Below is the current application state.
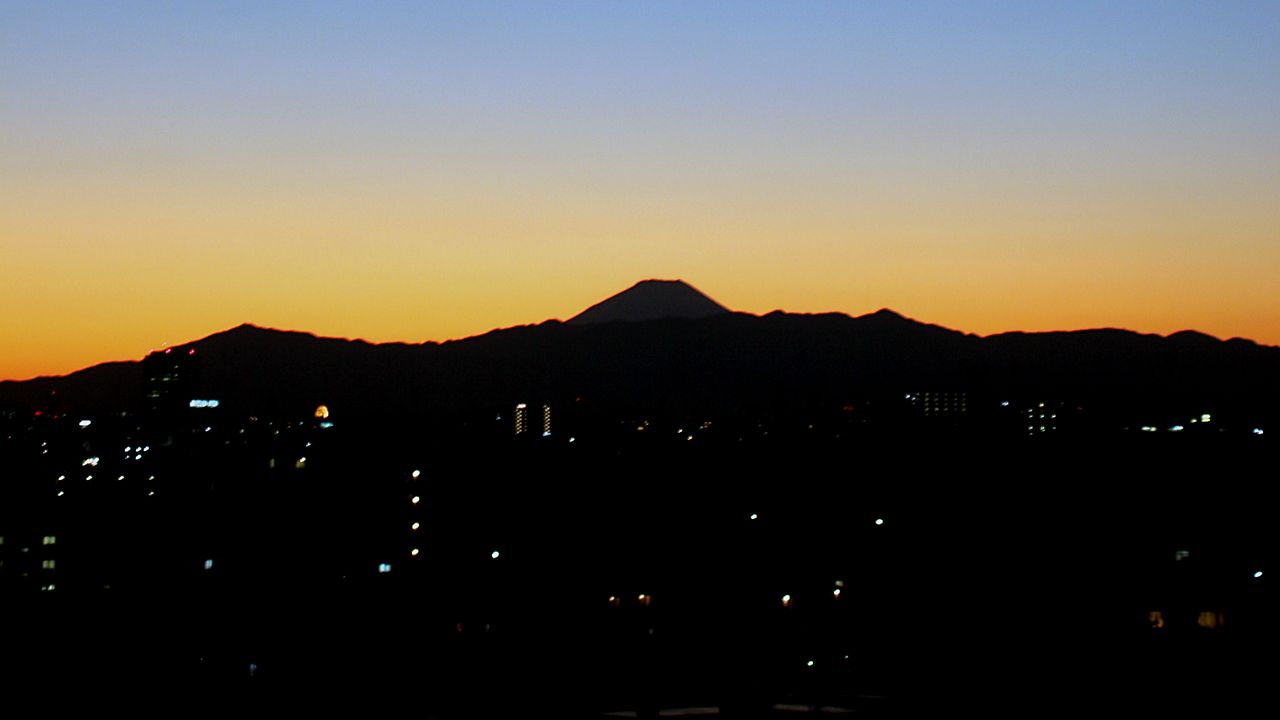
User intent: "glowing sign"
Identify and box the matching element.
[189,399,220,409]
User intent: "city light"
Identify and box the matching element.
[1255,571,1264,579]
[875,518,884,526]
[750,513,758,520]
[491,550,500,559]
[411,522,420,530]
[411,496,420,504]
[411,548,420,557]
[378,563,392,573]
[78,419,91,427]
[411,470,421,479]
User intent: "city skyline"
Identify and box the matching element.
[4,2,1279,380]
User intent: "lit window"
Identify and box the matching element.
[204,559,214,570]
[1149,611,1164,629]
[43,535,56,545]
[42,559,56,570]
[378,563,392,574]
[411,495,421,505]
[1196,611,1223,629]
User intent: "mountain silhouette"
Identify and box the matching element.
[568,279,730,325]
[2,282,1279,431]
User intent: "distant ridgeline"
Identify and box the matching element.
[1,279,1277,438]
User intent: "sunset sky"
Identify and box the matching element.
[3,1,1278,380]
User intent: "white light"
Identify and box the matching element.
[82,457,99,467]
[411,548,420,557]
[117,475,125,481]
[1170,425,1184,432]
[124,446,132,453]
[782,594,791,603]
[189,399,220,409]
[1254,428,1265,435]
[143,446,150,452]
[833,588,841,598]
[57,491,65,497]
[204,559,213,570]
[57,475,65,481]
[1141,426,1157,432]
[491,551,500,559]
[875,518,884,526]
[806,660,814,667]
[411,495,421,505]
[1000,401,1009,407]
[85,475,93,481]
[411,522,420,530]
[411,470,421,479]
[1201,414,1211,423]
[1255,571,1264,579]
[147,491,155,496]
[378,563,392,573]
[569,437,575,443]
[749,513,758,520]
[135,454,142,460]
[79,420,92,428]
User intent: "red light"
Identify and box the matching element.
[34,410,42,417]
[165,348,171,354]
[188,348,196,355]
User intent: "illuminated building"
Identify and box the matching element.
[542,404,552,436]
[514,403,528,435]
[143,347,199,415]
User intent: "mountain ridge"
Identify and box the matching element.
[3,281,1278,431]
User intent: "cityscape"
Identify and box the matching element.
[2,280,1274,714]
[3,2,1278,715]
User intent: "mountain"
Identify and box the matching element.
[2,282,1279,431]
[567,279,730,325]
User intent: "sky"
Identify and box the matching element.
[3,1,1279,380]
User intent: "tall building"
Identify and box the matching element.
[144,347,199,415]
[514,403,528,435]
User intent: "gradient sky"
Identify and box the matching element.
[3,1,1279,380]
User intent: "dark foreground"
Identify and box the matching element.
[2,432,1274,715]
